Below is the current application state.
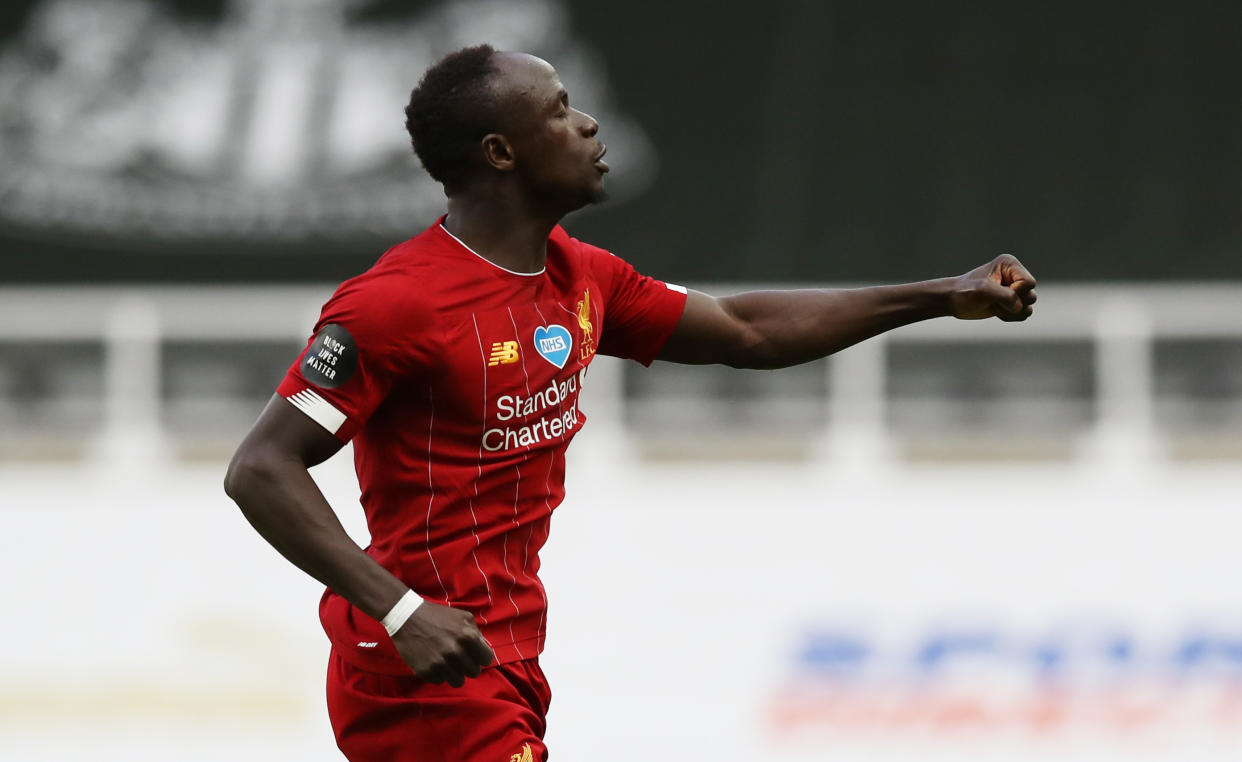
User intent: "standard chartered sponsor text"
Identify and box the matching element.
[483,401,581,452]
[484,370,585,452]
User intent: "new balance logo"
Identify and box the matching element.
[488,341,520,366]
[509,743,533,762]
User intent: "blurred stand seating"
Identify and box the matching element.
[1,285,1240,464]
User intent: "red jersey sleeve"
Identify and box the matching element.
[574,237,688,366]
[275,272,436,442]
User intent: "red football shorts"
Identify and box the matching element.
[326,647,551,761]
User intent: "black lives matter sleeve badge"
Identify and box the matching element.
[302,324,358,389]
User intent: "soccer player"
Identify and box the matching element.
[224,45,1036,762]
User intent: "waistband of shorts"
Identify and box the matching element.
[330,632,544,675]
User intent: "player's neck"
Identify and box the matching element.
[443,194,561,275]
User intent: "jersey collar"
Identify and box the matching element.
[436,216,547,277]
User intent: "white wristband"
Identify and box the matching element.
[381,590,423,636]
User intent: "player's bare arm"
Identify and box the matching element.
[224,396,494,687]
[658,254,1037,368]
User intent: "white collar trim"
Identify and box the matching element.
[440,223,546,277]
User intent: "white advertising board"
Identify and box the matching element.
[3,437,1239,761]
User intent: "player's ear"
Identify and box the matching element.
[481,134,516,172]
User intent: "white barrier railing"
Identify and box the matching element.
[3,284,1240,465]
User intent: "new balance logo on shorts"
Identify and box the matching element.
[509,743,533,762]
[488,340,520,366]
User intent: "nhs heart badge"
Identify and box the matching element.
[533,325,573,368]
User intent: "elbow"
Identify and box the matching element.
[722,331,785,370]
[222,451,250,502]
[714,298,786,370]
[223,445,272,504]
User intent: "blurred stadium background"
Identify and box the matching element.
[3,1,1241,760]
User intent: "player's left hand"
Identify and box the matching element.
[949,254,1037,321]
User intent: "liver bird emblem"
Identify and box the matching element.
[576,289,596,360]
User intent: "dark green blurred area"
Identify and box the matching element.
[3,0,1239,284]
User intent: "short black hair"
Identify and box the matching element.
[404,44,503,194]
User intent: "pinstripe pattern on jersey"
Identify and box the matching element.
[466,312,506,624]
[423,386,451,601]
[529,301,565,650]
[501,305,540,658]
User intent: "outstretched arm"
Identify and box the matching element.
[224,396,494,686]
[657,254,1037,368]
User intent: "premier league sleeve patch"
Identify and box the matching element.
[301,323,358,389]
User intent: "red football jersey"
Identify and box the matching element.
[276,218,687,673]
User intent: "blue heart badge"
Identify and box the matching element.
[533,325,573,368]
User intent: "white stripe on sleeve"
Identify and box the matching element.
[285,389,347,435]
[665,282,687,294]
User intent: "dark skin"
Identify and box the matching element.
[225,52,1037,688]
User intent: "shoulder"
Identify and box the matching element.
[318,239,442,343]
[549,224,613,260]
[548,225,629,287]
[312,267,438,375]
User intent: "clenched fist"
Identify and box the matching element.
[391,600,495,687]
[950,254,1038,321]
